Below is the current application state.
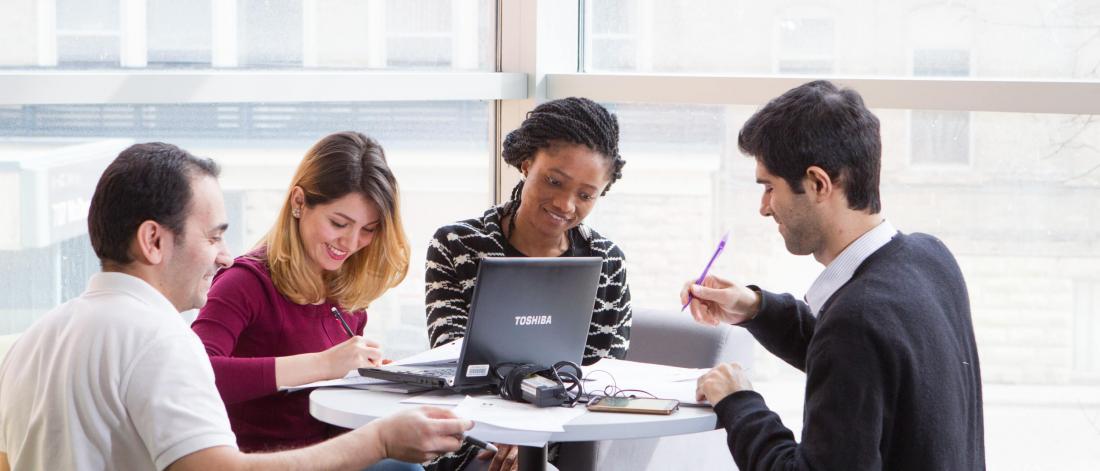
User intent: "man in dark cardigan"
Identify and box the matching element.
[682,80,985,470]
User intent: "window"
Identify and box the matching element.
[1075,280,1100,378]
[585,0,641,71]
[775,17,835,75]
[56,0,121,66]
[910,49,971,165]
[147,0,212,66]
[2,0,492,70]
[0,101,493,358]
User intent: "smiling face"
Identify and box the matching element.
[293,189,380,274]
[755,160,824,257]
[162,175,232,311]
[514,143,612,242]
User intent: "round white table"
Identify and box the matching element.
[310,388,718,470]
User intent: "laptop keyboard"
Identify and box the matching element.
[394,365,456,377]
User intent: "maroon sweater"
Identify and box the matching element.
[192,254,367,452]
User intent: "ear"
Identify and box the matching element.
[804,166,834,202]
[290,186,306,209]
[132,220,168,265]
[519,159,531,178]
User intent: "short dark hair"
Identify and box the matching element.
[88,142,220,266]
[738,80,882,213]
[502,97,624,199]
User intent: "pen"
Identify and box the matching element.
[330,306,355,338]
[682,231,729,311]
[464,434,499,453]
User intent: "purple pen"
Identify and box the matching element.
[682,231,729,311]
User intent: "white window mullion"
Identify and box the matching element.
[302,0,317,67]
[366,0,386,68]
[453,0,479,70]
[36,0,58,66]
[119,0,147,67]
[211,0,238,67]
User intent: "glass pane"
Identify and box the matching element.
[584,0,1100,79]
[0,0,494,70]
[0,101,492,360]
[585,102,1100,470]
[148,0,213,66]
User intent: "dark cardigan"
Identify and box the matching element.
[714,232,985,470]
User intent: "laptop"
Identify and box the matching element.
[359,257,602,391]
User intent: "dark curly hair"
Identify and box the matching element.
[501,97,624,226]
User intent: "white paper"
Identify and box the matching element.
[400,390,466,406]
[389,339,462,367]
[278,369,390,392]
[583,358,708,383]
[465,422,554,447]
[452,395,587,433]
[581,358,710,405]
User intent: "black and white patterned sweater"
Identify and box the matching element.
[425,204,632,365]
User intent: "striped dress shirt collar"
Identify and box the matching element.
[805,219,898,315]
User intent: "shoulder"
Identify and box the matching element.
[431,206,507,253]
[209,254,273,293]
[435,206,505,237]
[578,225,627,262]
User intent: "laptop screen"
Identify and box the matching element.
[453,257,602,388]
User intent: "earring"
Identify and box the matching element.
[292,207,301,218]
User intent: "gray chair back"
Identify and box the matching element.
[625,307,754,369]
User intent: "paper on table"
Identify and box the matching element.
[388,339,463,367]
[583,358,708,383]
[452,395,587,433]
[278,369,390,392]
[582,358,710,405]
[400,390,466,406]
[466,422,554,448]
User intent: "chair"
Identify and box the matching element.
[556,307,755,470]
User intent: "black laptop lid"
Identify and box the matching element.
[453,257,601,388]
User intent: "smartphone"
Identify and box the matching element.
[586,396,680,415]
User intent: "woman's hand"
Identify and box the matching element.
[322,336,383,379]
[477,443,519,471]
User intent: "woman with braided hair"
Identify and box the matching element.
[424,97,631,471]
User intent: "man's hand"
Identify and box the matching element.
[371,407,472,463]
[477,443,518,471]
[696,362,753,405]
[680,274,760,326]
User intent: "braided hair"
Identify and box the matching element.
[501,97,625,233]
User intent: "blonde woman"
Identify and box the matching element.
[192,132,411,460]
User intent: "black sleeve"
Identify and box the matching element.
[582,243,632,365]
[424,228,471,348]
[713,309,890,470]
[740,288,817,371]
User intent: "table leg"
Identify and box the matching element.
[517,445,547,471]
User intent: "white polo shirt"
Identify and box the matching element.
[0,272,237,470]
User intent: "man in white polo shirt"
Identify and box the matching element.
[0,143,470,471]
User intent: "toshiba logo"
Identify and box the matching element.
[514,315,552,326]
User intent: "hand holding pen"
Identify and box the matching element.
[682,231,729,312]
[322,307,383,376]
[680,233,762,326]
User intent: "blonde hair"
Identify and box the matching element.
[259,131,410,311]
